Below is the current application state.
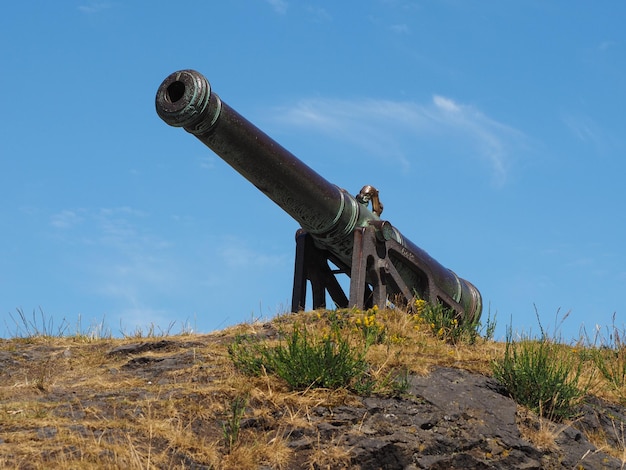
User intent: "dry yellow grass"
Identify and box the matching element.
[0,307,624,469]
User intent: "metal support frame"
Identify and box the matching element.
[291,225,469,317]
[291,229,349,312]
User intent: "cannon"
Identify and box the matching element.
[155,70,482,323]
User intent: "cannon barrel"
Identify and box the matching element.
[155,69,482,322]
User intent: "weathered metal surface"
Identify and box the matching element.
[155,69,482,323]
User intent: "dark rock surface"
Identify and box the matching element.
[107,341,626,469]
[269,366,621,469]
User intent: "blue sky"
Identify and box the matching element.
[1,1,624,341]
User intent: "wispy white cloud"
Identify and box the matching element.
[390,23,410,34]
[50,206,168,252]
[197,155,216,170]
[306,6,332,22]
[95,207,144,244]
[266,0,288,15]
[432,95,458,113]
[429,95,518,185]
[273,98,429,172]
[218,236,288,269]
[78,2,111,14]
[561,113,613,154]
[598,40,617,52]
[562,114,598,143]
[51,206,171,258]
[50,207,173,288]
[48,205,183,332]
[273,94,523,185]
[50,209,84,229]
[93,253,178,304]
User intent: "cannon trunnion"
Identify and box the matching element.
[155,69,482,324]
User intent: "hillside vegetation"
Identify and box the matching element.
[1,304,625,469]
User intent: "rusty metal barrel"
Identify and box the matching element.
[155,69,482,323]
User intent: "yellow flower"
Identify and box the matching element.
[414,299,427,314]
[390,334,405,344]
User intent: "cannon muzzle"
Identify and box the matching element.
[155,69,482,323]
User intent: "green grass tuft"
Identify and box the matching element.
[492,326,590,421]
[229,322,369,391]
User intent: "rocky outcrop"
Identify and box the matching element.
[282,367,623,469]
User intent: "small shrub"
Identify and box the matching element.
[271,323,369,390]
[228,334,268,376]
[595,349,626,402]
[229,323,369,391]
[591,319,626,402]
[492,327,588,421]
[222,395,248,452]
[413,299,495,344]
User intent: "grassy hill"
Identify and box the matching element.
[1,305,625,469]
